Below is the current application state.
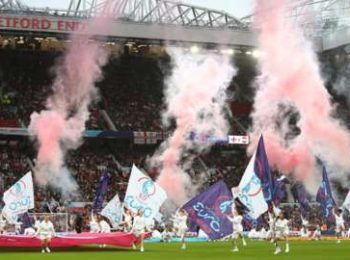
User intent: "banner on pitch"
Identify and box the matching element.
[124,165,167,225]
[101,193,123,228]
[233,152,268,219]
[2,172,34,224]
[184,181,233,240]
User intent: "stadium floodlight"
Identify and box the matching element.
[252,49,262,58]
[190,45,200,54]
[220,49,235,56]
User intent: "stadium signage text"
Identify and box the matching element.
[0,15,88,32]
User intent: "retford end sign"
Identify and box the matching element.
[0,13,258,47]
[0,14,89,33]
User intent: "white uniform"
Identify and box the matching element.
[174,214,188,237]
[123,213,132,232]
[90,220,100,233]
[132,215,146,237]
[334,214,345,233]
[37,221,55,240]
[229,215,243,239]
[275,219,289,238]
[99,220,111,233]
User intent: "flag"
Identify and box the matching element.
[272,177,287,206]
[316,163,336,222]
[233,152,268,219]
[124,165,167,225]
[242,213,265,229]
[92,167,109,211]
[2,172,34,224]
[101,193,123,228]
[254,136,274,203]
[183,181,233,240]
[342,191,350,211]
[291,182,310,217]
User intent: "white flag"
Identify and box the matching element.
[101,193,123,228]
[233,153,268,219]
[342,190,350,211]
[2,172,34,223]
[124,165,167,225]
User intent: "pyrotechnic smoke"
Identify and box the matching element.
[28,2,116,195]
[152,48,235,205]
[248,0,350,192]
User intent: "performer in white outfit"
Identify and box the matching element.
[333,208,345,243]
[300,215,310,238]
[273,212,289,255]
[131,209,146,252]
[173,208,188,250]
[228,206,246,252]
[122,209,133,232]
[162,227,173,242]
[89,213,100,233]
[311,223,321,241]
[36,215,56,253]
[99,216,111,233]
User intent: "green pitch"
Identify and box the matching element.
[1,240,349,260]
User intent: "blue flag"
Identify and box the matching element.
[316,163,336,222]
[291,182,310,217]
[272,177,287,206]
[92,167,109,211]
[254,135,274,203]
[183,181,233,240]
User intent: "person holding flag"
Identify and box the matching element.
[333,208,345,243]
[89,212,100,233]
[227,206,246,252]
[121,208,133,232]
[36,215,56,253]
[273,211,290,255]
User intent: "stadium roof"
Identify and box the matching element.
[0,0,349,51]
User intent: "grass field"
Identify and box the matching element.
[1,240,349,260]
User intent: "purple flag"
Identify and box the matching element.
[291,182,310,217]
[316,163,336,222]
[92,167,109,211]
[183,181,233,240]
[272,177,287,206]
[254,136,274,203]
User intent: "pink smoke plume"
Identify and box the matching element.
[249,0,350,190]
[153,48,235,205]
[29,1,117,194]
